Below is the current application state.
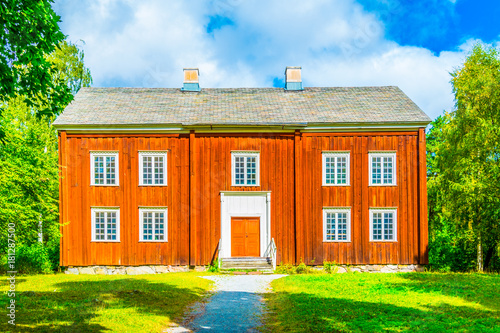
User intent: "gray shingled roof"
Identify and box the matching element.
[53,86,430,127]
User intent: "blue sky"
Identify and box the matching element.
[53,0,499,120]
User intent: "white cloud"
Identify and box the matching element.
[54,0,487,120]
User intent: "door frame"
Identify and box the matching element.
[220,191,271,258]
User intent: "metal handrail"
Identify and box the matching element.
[217,238,222,269]
[265,238,277,270]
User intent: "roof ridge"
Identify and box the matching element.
[78,86,400,90]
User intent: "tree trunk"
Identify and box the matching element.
[483,245,495,270]
[38,213,43,243]
[477,232,483,272]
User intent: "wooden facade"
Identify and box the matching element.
[59,129,428,267]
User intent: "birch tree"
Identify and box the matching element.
[433,44,500,271]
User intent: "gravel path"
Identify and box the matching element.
[166,274,286,333]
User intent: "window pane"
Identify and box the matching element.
[326,213,335,241]
[246,157,256,185]
[234,154,258,186]
[234,156,244,185]
[107,212,117,240]
[143,156,152,185]
[106,156,116,184]
[337,213,347,240]
[95,212,105,240]
[372,212,383,240]
[384,212,394,240]
[372,157,382,184]
[94,156,104,184]
[325,157,334,184]
[383,157,393,184]
[154,156,164,185]
[155,212,165,240]
[337,157,347,184]
[143,212,153,240]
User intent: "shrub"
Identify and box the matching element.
[1,243,53,274]
[46,241,60,271]
[295,261,310,274]
[275,263,296,274]
[323,261,339,274]
[428,227,477,272]
[207,258,220,272]
[275,260,318,274]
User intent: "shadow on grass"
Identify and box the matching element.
[264,291,499,332]
[392,273,500,311]
[0,277,208,333]
[263,274,500,333]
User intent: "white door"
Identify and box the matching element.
[220,192,271,258]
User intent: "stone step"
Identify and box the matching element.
[220,257,273,270]
[220,265,273,270]
[221,261,272,266]
[221,257,272,263]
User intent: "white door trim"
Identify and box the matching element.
[220,191,271,258]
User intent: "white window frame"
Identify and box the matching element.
[138,151,168,186]
[91,207,120,242]
[139,207,168,242]
[323,208,351,242]
[369,208,398,242]
[322,151,350,186]
[369,152,397,186]
[231,151,260,186]
[90,151,119,186]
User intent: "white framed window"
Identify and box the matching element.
[322,151,350,186]
[231,151,260,186]
[139,151,168,186]
[369,208,397,242]
[323,208,351,242]
[91,207,120,242]
[369,152,396,186]
[139,208,168,242]
[90,151,119,186]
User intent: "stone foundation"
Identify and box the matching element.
[314,264,425,273]
[65,264,424,275]
[64,265,204,275]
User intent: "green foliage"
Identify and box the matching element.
[275,263,297,274]
[1,243,52,274]
[0,38,91,273]
[428,223,477,272]
[264,273,500,332]
[207,258,220,272]
[323,261,339,274]
[427,44,500,272]
[0,273,213,332]
[0,98,60,254]
[44,40,92,110]
[0,0,69,119]
[275,260,318,274]
[295,261,311,274]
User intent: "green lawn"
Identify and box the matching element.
[263,273,500,333]
[0,272,213,332]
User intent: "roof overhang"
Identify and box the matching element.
[53,121,430,134]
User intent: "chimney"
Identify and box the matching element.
[182,68,200,92]
[285,66,303,91]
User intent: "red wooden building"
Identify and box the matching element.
[54,67,430,269]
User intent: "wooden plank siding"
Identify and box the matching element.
[295,132,425,265]
[189,134,296,265]
[60,134,190,266]
[59,131,428,266]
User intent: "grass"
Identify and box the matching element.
[0,272,214,332]
[263,273,500,332]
